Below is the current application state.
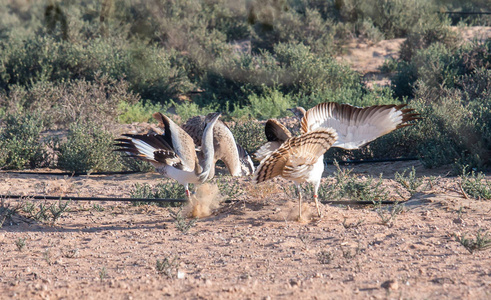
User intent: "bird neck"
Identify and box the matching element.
[197,119,217,182]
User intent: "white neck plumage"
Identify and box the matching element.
[197,113,220,182]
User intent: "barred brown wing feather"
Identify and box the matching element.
[301,102,419,149]
[254,128,338,183]
[265,119,292,142]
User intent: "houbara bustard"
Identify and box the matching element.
[181,115,255,178]
[254,102,419,219]
[115,112,222,198]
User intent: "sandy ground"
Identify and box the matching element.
[1,161,491,300]
[1,26,491,300]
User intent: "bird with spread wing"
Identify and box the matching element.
[254,102,419,219]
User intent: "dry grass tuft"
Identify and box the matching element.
[185,183,224,218]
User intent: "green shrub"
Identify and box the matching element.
[229,120,266,156]
[0,75,140,129]
[335,0,442,39]
[409,84,491,171]
[250,3,336,54]
[399,18,459,62]
[117,100,169,124]
[0,113,49,169]
[57,122,121,172]
[248,87,293,120]
[0,34,193,103]
[172,100,219,124]
[130,182,185,207]
[199,43,362,111]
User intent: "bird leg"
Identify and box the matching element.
[314,195,322,218]
[314,182,322,218]
[184,184,190,199]
[297,184,303,220]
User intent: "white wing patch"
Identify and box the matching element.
[302,103,414,150]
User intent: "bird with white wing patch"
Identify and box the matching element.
[254,102,419,220]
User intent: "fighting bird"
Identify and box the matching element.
[115,112,222,198]
[254,102,419,219]
[181,115,255,178]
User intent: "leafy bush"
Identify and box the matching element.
[172,100,219,124]
[335,0,442,39]
[57,122,121,172]
[0,113,49,169]
[117,100,169,124]
[409,83,491,171]
[130,182,185,207]
[393,39,491,99]
[199,43,362,111]
[0,35,193,103]
[229,120,266,156]
[0,75,141,129]
[399,19,459,62]
[247,87,293,120]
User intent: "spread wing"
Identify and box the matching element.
[255,119,293,162]
[254,128,338,183]
[153,112,197,171]
[114,133,184,169]
[300,102,419,149]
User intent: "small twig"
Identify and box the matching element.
[459,181,469,200]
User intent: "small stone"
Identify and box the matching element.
[381,280,399,291]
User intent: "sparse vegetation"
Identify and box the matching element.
[15,238,26,252]
[456,230,491,254]
[460,168,491,200]
[342,217,365,229]
[169,207,197,234]
[156,255,180,278]
[317,250,334,264]
[395,166,424,197]
[92,204,105,212]
[43,248,52,265]
[321,161,389,202]
[99,267,108,281]
[341,242,362,261]
[130,182,185,207]
[375,202,405,227]
[214,175,244,200]
[22,200,70,225]
[0,198,21,227]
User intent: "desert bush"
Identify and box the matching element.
[56,122,121,172]
[250,2,337,54]
[409,84,491,171]
[247,87,293,120]
[0,75,141,129]
[172,100,219,124]
[0,199,22,228]
[199,43,362,111]
[117,100,169,124]
[0,113,49,169]
[130,182,185,207]
[335,0,442,39]
[229,120,266,156]
[460,169,491,200]
[22,200,71,225]
[399,18,459,62]
[393,39,491,99]
[0,34,193,103]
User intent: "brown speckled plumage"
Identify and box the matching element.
[254,102,419,219]
[181,115,254,177]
